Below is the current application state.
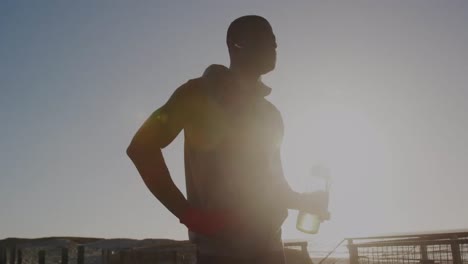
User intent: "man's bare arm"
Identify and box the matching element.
[126,85,190,219]
[270,108,329,219]
[271,148,302,210]
[271,148,329,220]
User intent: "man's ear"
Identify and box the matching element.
[228,38,245,50]
[233,42,244,49]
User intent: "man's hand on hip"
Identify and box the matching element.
[179,207,242,236]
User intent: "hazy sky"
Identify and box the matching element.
[1,1,468,246]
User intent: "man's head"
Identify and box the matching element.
[227,15,277,75]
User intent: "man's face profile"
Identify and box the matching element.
[228,16,278,75]
[241,25,277,74]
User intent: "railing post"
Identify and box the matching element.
[300,242,308,256]
[119,250,126,264]
[61,247,68,264]
[8,246,15,264]
[347,239,359,264]
[77,246,85,264]
[451,236,462,264]
[420,243,428,261]
[17,249,22,264]
[38,250,46,264]
[0,247,6,264]
[174,251,179,264]
[101,249,107,264]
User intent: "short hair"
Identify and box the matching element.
[226,15,271,48]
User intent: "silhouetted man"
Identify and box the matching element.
[127,15,328,264]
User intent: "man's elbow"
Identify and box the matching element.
[126,144,138,160]
[126,142,146,160]
[126,141,161,161]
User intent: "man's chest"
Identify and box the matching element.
[184,93,281,155]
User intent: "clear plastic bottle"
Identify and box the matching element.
[296,165,331,234]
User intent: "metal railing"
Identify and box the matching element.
[0,238,311,264]
[347,231,468,264]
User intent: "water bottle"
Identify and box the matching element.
[296,165,331,234]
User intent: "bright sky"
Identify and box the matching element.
[1,1,468,246]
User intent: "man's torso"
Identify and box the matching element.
[176,67,288,256]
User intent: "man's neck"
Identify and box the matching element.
[228,64,261,88]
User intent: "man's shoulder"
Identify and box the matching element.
[167,77,210,109]
[174,77,205,97]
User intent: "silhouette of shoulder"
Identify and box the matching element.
[162,77,207,121]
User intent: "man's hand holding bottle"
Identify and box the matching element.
[297,191,331,222]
